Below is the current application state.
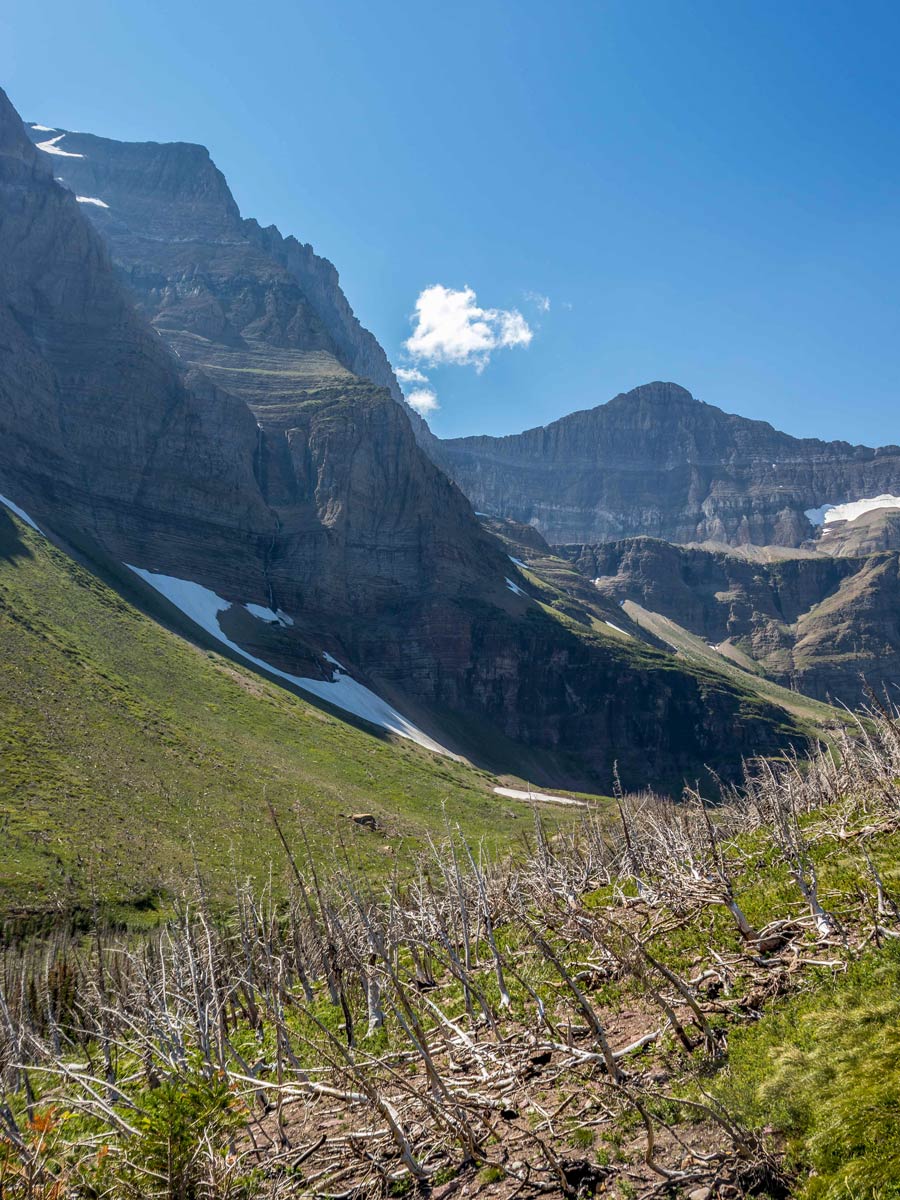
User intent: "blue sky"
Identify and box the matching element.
[3,0,899,443]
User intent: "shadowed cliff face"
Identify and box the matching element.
[563,537,900,706]
[432,382,900,547]
[0,94,275,598]
[2,94,812,790]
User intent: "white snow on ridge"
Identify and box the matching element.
[806,494,900,528]
[76,195,109,208]
[505,576,527,596]
[605,621,631,637]
[508,555,527,568]
[126,566,451,755]
[0,493,42,533]
[493,786,587,809]
[35,133,84,159]
[30,124,56,132]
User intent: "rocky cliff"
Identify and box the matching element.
[1,92,813,790]
[26,124,406,399]
[562,537,900,706]
[0,98,274,599]
[432,382,900,547]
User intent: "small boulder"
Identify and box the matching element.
[349,813,379,831]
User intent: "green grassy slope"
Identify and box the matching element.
[621,600,844,730]
[0,510,564,920]
[483,518,842,742]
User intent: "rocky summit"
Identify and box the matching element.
[430,380,900,546]
[0,90,812,792]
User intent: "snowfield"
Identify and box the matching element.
[805,494,900,527]
[126,566,451,756]
[493,786,587,808]
[76,195,109,208]
[244,602,293,627]
[34,133,84,158]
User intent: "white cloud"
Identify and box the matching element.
[406,388,440,416]
[525,290,551,313]
[405,284,533,372]
[395,366,429,385]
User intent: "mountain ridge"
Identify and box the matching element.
[431,380,900,546]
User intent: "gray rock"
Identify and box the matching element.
[429,381,900,547]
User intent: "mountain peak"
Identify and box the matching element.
[607,381,699,409]
[433,380,900,546]
[24,123,242,239]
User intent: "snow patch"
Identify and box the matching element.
[126,567,450,755]
[35,134,84,158]
[508,555,527,568]
[244,602,293,627]
[605,621,631,637]
[76,195,109,208]
[0,493,41,533]
[505,576,527,596]
[30,124,56,132]
[806,495,900,527]
[493,786,587,809]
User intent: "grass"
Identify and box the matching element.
[4,719,900,1197]
[717,940,900,1199]
[0,510,567,921]
[620,599,843,734]
[485,520,839,746]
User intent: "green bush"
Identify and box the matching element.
[124,1073,242,1200]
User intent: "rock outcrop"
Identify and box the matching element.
[431,382,900,547]
[1,92,811,790]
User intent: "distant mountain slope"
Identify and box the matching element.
[484,517,843,730]
[561,536,900,706]
[0,504,548,918]
[812,504,900,557]
[4,93,812,792]
[432,381,900,546]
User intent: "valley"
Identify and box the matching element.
[1,61,899,1200]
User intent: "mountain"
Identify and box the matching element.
[22,119,437,441]
[562,536,900,706]
[0,503,564,918]
[431,381,900,546]
[0,91,811,793]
